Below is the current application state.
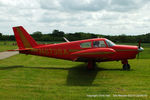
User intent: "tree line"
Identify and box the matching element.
[0,30,150,43]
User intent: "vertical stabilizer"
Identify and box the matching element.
[13,26,38,49]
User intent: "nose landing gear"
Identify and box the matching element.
[123,64,130,70]
[122,60,130,70]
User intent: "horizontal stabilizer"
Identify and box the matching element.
[8,48,32,51]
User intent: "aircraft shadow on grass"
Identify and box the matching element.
[66,64,99,86]
[66,64,122,86]
[0,64,122,86]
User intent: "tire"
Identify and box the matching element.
[123,64,130,70]
[127,64,130,70]
[123,64,126,70]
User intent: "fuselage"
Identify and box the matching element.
[20,38,140,62]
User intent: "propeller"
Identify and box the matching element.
[138,40,141,49]
[137,40,143,59]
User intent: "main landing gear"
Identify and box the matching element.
[87,60,131,70]
[122,60,130,70]
[87,60,96,70]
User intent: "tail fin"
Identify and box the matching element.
[13,26,38,49]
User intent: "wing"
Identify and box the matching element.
[71,48,116,61]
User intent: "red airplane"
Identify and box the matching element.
[11,26,144,70]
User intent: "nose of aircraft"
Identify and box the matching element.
[138,47,144,52]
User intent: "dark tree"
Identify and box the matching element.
[52,30,64,37]
[0,33,2,37]
[32,31,43,40]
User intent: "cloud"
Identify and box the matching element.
[39,0,61,10]
[0,0,40,9]
[39,0,150,12]
[59,0,108,12]
[0,0,150,35]
[108,0,149,12]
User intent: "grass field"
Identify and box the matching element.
[0,41,17,52]
[0,41,150,100]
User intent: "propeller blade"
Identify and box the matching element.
[137,40,141,59]
[137,40,144,59]
[138,40,141,49]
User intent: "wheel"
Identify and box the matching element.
[123,64,126,70]
[127,64,130,70]
[123,64,130,70]
[87,61,96,70]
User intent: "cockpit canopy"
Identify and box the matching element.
[93,41,106,47]
[80,39,115,48]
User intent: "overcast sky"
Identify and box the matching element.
[0,0,150,35]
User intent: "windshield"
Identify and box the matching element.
[105,39,116,47]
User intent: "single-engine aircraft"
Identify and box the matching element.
[10,26,144,70]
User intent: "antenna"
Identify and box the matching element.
[63,37,70,43]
